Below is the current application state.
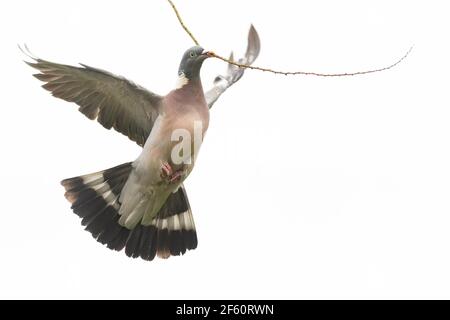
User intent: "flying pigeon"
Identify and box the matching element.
[22,25,261,261]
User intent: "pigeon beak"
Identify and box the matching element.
[201,50,214,58]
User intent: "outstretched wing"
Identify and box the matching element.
[23,48,162,147]
[205,25,261,109]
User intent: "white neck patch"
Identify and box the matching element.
[175,72,189,89]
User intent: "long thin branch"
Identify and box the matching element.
[167,0,199,46]
[210,47,413,77]
[166,0,412,77]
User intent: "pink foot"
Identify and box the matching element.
[168,170,185,183]
[160,162,185,184]
[160,161,173,179]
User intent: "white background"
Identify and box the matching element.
[1,0,449,299]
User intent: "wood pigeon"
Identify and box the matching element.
[22,25,261,261]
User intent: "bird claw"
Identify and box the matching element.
[168,170,185,183]
[160,161,185,184]
[160,161,173,178]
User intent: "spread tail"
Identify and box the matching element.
[61,162,197,261]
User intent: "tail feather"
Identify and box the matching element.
[122,186,197,260]
[61,162,198,261]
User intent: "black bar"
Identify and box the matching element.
[0,300,447,318]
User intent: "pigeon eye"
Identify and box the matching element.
[190,52,195,58]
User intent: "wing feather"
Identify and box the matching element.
[25,53,162,146]
[205,25,261,109]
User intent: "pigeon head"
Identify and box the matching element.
[178,46,212,81]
